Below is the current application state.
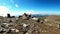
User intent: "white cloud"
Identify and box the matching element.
[25,10,52,15]
[15,4,19,8]
[25,10,41,14]
[9,11,25,16]
[0,6,59,17]
[9,0,19,8]
[0,6,9,16]
[0,6,47,17]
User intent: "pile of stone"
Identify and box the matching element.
[22,13,31,20]
[0,13,46,34]
[0,22,19,34]
[1,23,13,28]
[0,28,19,34]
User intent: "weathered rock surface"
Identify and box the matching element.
[0,15,60,34]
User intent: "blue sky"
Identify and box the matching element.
[0,0,60,16]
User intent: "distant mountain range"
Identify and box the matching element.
[15,14,60,17]
[31,14,50,17]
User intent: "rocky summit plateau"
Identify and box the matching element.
[0,13,60,34]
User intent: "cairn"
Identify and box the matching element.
[22,13,31,20]
[7,14,11,18]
